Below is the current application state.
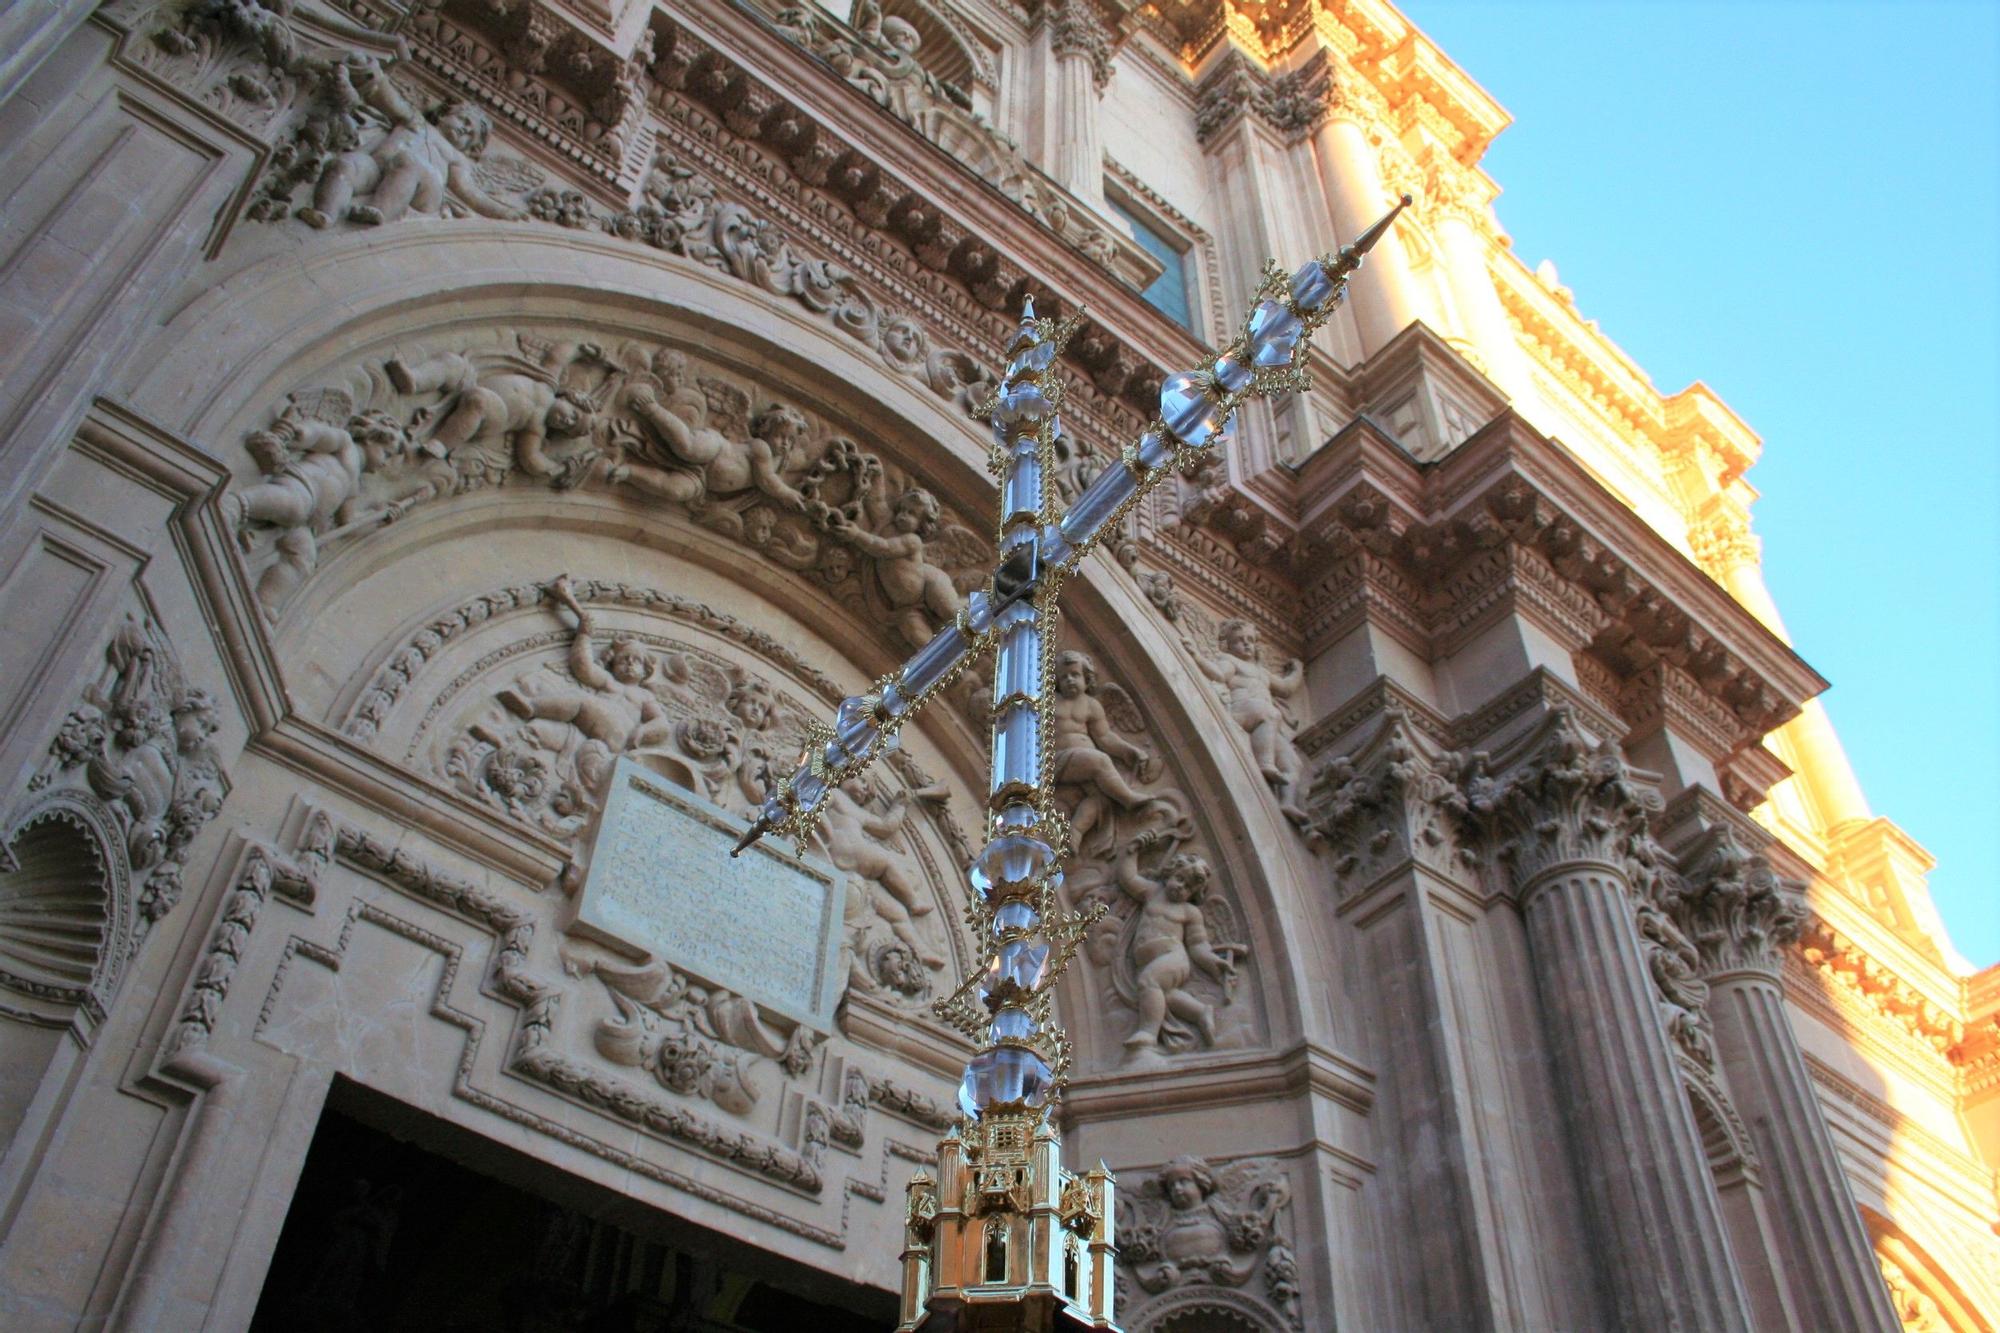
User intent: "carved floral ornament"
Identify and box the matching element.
[2,614,228,1020]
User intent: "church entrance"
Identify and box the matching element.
[251,1080,895,1332]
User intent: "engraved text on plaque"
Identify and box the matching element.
[573,758,843,1029]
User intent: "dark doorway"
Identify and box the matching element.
[252,1080,894,1332]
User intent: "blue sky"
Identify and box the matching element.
[1401,0,2000,966]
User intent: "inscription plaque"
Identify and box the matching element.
[572,758,844,1029]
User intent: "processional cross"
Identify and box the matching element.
[734,198,1410,1331]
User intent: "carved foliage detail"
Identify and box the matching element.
[1454,710,1659,892]
[1305,707,1467,894]
[1672,826,1804,977]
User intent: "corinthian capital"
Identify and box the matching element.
[1305,707,1467,897]
[1047,0,1114,94]
[1671,826,1804,977]
[1459,710,1659,894]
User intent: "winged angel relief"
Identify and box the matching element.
[229,335,992,652]
[436,576,958,1008]
[1032,649,1257,1064]
[1118,1156,1304,1329]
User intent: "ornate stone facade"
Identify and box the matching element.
[0,1,1990,1330]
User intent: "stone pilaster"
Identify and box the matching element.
[1674,826,1901,1332]
[1466,711,1754,1331]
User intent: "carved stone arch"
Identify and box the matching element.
[1127,1285,1288,1332]
[127,223,1321,1077]
[1863,1210,1998,1333]
[0,791,132,1022]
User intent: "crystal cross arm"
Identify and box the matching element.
[731,195,1410,857]
[729,606,1001,856]
[1038,194,1413,563]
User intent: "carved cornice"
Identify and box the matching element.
[1673,824,1804,978]
[1292,413,1824,761]
[1794,914,1964,1059]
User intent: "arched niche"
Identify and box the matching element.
[126,227,1322,1082]
[0,794,131,1157]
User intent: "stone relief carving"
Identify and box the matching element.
[291,59,528,227]
[1117,1155,1303,1330]
[320,820,830,1197]
[1107,831,1243,1060]
[1038,648,1256,1065]
[167,813,334,1060]
[1452,711,1658,891]
[1672,826,1805,978]
[1306,707,1466,891]
[14,613,230,993]
[562,952,821,1116]
[418,579,958,1010]
[760,1,1127,271]
[1180,617,1310,829]
[230,333,993,625]
[115,0,398,138]
[1877,1252,1951,1333]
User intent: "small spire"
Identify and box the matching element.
[1331,194,1414,277]
[1020,293,1037,323]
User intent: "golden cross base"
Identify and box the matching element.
[897,1110,1119,1332]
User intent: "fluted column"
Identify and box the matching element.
[1471,713,1754,1331]
[1044,0,1111,210]
[1676,828,1900,1331]
[1307,83,1423,354]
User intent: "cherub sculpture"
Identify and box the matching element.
[821,485,982,649]
[1122,1155,1292,1296]
[1185,618,1308,827]
[495,575,674,755]
[1114,831,1241,1058]
[226,403,371,612]
[296,60,524,228]
[607,357,812,526]
[1048,650,1180,847]
[813,775,944,961]
[386,341,599,480]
